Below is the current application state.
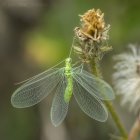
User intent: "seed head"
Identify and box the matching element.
[74,8,111,63]
[113,44,140,113]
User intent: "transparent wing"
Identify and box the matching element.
[20,68,60,85]
[11,68,64,108]
[51,78,69,127]
[73,66,115,100]
[73,80,108,122]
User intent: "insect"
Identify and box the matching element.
[11,57,115,127]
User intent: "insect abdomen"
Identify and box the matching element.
[64,76,73,103]
[64,58,73,103]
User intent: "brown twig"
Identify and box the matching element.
[128,117,140,140]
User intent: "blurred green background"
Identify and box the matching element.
[0,0,140,140]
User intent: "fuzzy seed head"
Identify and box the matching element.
[113,44,140,113]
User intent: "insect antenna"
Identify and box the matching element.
[68,37,76,58]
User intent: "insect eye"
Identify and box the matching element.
[66,58,72,63]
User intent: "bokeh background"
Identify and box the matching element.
[0,0,140,140]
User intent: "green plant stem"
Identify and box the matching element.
[88,58,128,139]
[105,101,128,139]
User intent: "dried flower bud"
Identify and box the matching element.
[73,8,111,62]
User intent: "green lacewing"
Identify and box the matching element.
[11,58,115,126]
